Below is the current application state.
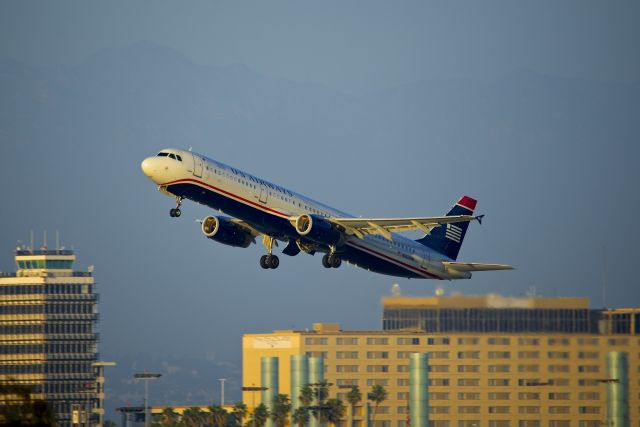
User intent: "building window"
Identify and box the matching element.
[305,337,328,345]
[457,351,480,359]
[397,365,409,373]
[367,379,389,386]
[428,351,450,359]
[336,337,359,345]
[488,406,510,414]
[427,337,450,345]
[548,393,570,400]
[518,365,539,373]
[488,365,510,373]
[366,338,389,345]
[549,406,571,414]
[518,392,540,400]
[458,378,479,387]
[547,338,570,346]
[457,337,478,345]
[336,379,358,386]
[548,365,569,373]
[518,338,540,346]
[336,365,358,373]
[548,421,570,427]
[457,406,480,414]
[518,406,540,414]
[518,421,539,427]
[457,365,480,373]
[488,337,510,345]
[336,351,359,359]
[429,365,450,373]
[429,378,450,386]
[547,352,569,359]
[367,365,389,373]
[457,392,480,400]
[429,406,449,414]
[577,365,599,373]
[396,337,420,345]
[518,351,539,358]
[578,351,599,359]
[489,421,511,427]
[488,379,509,387]
[429,421,450,427]
[457,421,480,427]
[488,392,510,400]
[396,392,409,400]
[367,351,389,359]
[578,392,599,400]
[397,379,409,386]
[428,392,449,400]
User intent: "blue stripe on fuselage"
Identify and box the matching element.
[166,181,424,279]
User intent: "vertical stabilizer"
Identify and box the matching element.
[415,196,476,260]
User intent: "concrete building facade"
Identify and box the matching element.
[243,295,639,427]
[0,248,99,427]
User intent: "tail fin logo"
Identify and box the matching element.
[445,224,463,243]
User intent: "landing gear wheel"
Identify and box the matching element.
[169,208,181,217]
[260,255,270,269]
[330,255,342,268]
[322,254,332,268]
[268,255,280,269]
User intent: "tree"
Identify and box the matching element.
[160,407,181,427]
[270,394,291,427]
[345,386,362,427]
[322,398,346,427]
[367,385,388,426]
[298,385,314,407]
[229,402,248,427]
[182,407,207,427]
[208,405,228,427]
[105,420,119,427]
[249,403,270,427]
[291,407,310,427]
[0,380,56,427]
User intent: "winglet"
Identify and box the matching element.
[475,214,485,225]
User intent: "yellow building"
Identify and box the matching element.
[243,294,639,427]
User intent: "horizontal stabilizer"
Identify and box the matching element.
[443,262,514,272]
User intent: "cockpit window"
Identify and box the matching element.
[176,155,182,161]
[157,152,169,157]
[169,153,176,160]
[157,152,182,161]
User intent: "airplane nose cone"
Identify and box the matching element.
[141,157,156,178]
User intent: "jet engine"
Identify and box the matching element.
[294,214,344,246]
[201,216,253,248]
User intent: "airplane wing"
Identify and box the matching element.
[329,215,482,240]
[443,262,514,272]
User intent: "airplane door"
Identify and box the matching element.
[258,185,268,203]
[193,154,203,178]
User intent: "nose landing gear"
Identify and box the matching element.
[169,197,183,217]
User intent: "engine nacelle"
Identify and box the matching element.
[294,214,344,246]
[201,216,253,248]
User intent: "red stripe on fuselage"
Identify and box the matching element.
[160,178,290,218]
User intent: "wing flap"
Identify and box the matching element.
[443,262,514,272]
[331,215,479,240]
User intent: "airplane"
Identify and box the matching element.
[141,148,512,279]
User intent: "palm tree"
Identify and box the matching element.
[292,406,311,427]
[292,407,310,427]
[367,385,388,427]
[182,407,206,427]
[208,404,228,427]
[270,394,291,427]
[160,407,180,427]
[298,384,314,407]
[229,402,248,427]
[322,398,346,427]
[250,403,270,427]
[345,386,362,427]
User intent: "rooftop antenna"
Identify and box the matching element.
[602,245,608,308]
[30,230,34,252]
[43,230,47,249]
[56,230,60,250]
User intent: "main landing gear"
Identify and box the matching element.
[260,235,279,269]
[322,248,342,269]
[169,197,183,217]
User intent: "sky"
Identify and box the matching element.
[1,0,639,415]
[1,1,639,94]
